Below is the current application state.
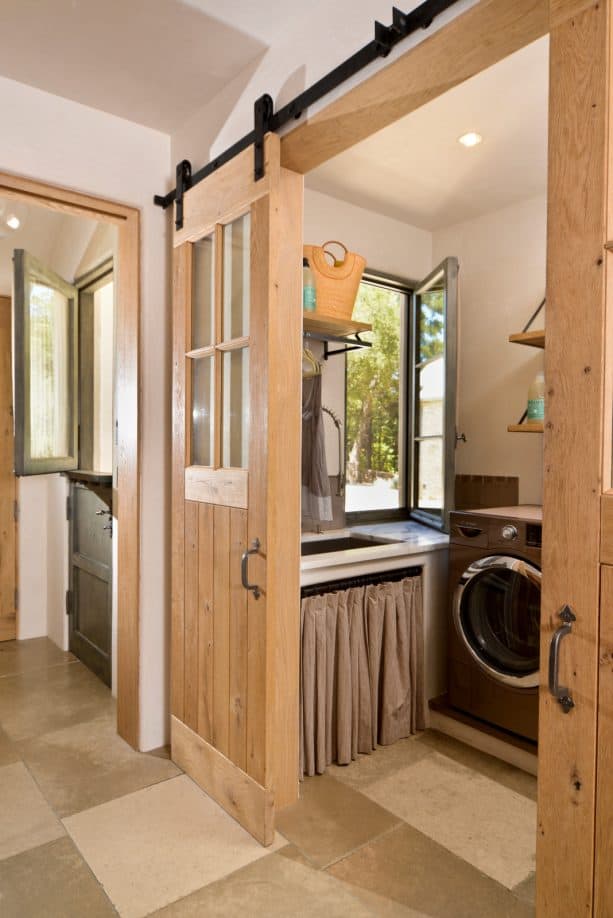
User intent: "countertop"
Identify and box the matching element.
[300,520,449,574]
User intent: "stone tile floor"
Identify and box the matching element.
[0,638,536,917]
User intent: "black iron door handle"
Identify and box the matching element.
[241,538,261,599]
[548,605,576,713]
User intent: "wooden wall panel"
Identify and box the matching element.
[183,501,199,732]
[0,296,16,643]
[246,192,271,788]
[171,244,191,723]
[280,0,550,175]
[197,502,214,742]
[212,505,231,756]
[229,508,248,771]
[537,4,609,915]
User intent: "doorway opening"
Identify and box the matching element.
[0,174,140,748]
[292,32,547,914]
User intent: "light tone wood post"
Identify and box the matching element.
[538,2,611,914]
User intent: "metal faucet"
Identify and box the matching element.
[322,405,345,498]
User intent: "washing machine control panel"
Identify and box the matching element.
[501,524,518,541]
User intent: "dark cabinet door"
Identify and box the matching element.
[68,482,112,686]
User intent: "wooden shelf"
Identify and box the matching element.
[508,422,544,433]
[509,329,545,348]
[303,313,372,338]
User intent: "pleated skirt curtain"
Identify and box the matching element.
[300,576,425,778]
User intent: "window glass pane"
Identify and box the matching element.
[223,213,250,340]
[192,234,214,349]
[222,348,249,468]
[417,360,444,437]
[418,280,445,365]
[191,356,214,466]
[29,282,70,458]
[416,437,443,511]
[345,282,406,513]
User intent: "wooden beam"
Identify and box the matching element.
[280,0,550,175]
[171,715,274,847]
[115,210,141,749]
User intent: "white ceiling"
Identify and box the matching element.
[0,0,269,132]
[0,196,98,296]
[306,37,549,231]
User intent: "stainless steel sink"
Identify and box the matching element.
[301,535,395,556]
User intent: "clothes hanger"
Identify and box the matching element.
[302,347,321,378]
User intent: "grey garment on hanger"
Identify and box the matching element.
[302,375,333,522]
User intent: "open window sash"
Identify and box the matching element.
[410,256,458,530]
[13,249,79,475]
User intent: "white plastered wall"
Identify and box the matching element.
[1,74,171,750]
[433,194,546,505]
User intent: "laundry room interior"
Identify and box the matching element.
[296,32,547,784]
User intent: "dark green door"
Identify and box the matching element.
[68,481,112,686]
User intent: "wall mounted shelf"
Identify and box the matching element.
[303,313,372,359]
[509,329,545,349]
[507,422,544,433]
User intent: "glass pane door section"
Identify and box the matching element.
[192,235,214,349]
[187,214,251,471]
[223,213,250,340]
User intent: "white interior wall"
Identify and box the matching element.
[304,187,432,475]
[1,74,171,750]
[433,194,546,504]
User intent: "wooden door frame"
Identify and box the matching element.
[0,171,140,749]
[275,0,613,914]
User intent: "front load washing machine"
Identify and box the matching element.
[447,506,542,744]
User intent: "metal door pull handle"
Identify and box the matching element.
[241,538,261,599]
[548,605,576,713]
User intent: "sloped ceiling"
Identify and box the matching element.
[0,0,269,132]
[307,37,549,231]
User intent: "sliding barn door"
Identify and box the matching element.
[171,135,302,845]
[539,2,613,915]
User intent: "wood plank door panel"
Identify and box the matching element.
[0,295,16,641]
[171,135,302,845]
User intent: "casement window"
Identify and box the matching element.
[344,258,458,530]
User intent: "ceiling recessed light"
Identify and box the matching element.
[458,132,483,148]
[6,214,20,230]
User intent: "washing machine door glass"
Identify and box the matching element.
[454,555,541,688]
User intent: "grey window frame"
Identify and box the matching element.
[13,249,79,476]
[410,256,459,531]
[344,259,458,531]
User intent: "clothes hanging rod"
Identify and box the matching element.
[154,0,461,221]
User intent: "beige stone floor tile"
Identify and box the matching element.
[0,661,113,742]
[151,851,423,917]
[0,725,21,766]
[64,774,284,918]
[0,836,115,917]
[328,823,535,918]
[327,736,431,791]
[275,772,400,869]
[416,729,538,801]
[19,712,181,817]
[0,638,75,679]
[513,871,536,906]
[362,750,536,890]
[0,762,64,861]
